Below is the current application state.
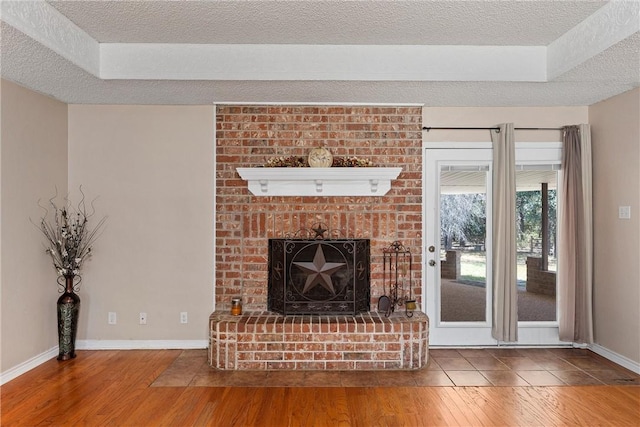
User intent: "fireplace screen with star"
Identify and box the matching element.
[268,239,370,315]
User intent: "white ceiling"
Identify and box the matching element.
[1,0,638,106]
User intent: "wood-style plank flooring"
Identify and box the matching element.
[2,349,639,426]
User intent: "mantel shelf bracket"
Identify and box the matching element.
[259,179,268,193]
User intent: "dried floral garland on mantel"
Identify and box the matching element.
[264,155,373,168]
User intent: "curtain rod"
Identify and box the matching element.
[423,126,563,133]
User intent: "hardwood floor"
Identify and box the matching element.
[2,349,639,426]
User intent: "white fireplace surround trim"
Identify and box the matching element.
[236,167,402,196]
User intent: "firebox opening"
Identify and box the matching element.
[268,238,370,315]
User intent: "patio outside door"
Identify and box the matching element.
[424,144,563,347]
[425,148,496,345]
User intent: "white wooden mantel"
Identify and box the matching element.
[236,167,402,196]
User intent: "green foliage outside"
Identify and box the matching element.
[441,189,557,252]
[516,189,557,251]
[441,188,558,285]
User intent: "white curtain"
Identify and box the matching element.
[559,124,594,344]
[491,123,518,342]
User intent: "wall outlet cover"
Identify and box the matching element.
[619,206,631,219]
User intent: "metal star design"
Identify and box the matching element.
[311,224,328,238]
[293,245,346,295]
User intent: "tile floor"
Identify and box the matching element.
[151,348,640,387]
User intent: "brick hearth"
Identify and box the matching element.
[209,311,428,370]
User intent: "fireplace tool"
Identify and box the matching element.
[379,241,416,317]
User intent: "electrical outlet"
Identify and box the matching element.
[139,312,147,325]
[619,206,631,219]
[180,312,188,324]
[108,312,117,325]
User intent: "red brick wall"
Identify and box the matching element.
[215,105,422,312]
[526,256,557,296]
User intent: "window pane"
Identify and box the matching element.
[440,169,487,322]
[516,170,557,321]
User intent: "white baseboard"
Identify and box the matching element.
[0,347,58,385]
[76,339,208,350]
[590,343,640,374]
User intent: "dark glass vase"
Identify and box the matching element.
[57,275,80,361]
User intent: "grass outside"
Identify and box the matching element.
[458,251,557,283]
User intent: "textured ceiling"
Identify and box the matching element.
[47,0,605,45]
[1,0,638,106]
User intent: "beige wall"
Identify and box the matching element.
[589,88,640,364]
[2,82,637,374]
[423,106,588,142]
[68,105,214,341]
[1,80,68,371]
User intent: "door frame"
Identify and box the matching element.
[423,141,566,346]
[424,145,496,346]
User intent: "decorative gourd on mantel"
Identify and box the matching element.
[307,146,334,168]
[236,167,402,197]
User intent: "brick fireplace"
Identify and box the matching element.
[211,104,427,370]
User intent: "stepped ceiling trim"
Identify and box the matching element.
[547,0,640,80]
[1,0,98,75]
[100,44,546,82]
[1,0,638,105]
